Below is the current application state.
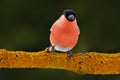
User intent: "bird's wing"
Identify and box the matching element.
[50,20,59,32]
[77,25,80,35]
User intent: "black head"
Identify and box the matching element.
[63,9,76,22]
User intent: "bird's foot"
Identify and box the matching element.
[67,50,73,58]
[47,46,55,53]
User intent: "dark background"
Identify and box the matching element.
[0,0,120,80]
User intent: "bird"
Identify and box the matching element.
[48,9,80,56]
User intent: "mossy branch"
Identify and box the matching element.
[0,49,120,74]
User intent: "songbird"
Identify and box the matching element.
[48,9,80,55]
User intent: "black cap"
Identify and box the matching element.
[63,9,76,22]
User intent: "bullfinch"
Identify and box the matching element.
[48,9,80,55]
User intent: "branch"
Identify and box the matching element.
[0,49,120,74]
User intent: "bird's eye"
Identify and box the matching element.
[68,14,75,21]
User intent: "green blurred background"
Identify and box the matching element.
[0,0,120,80]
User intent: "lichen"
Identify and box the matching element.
[0,49,120,74]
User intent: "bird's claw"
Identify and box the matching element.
[67,50,73,58]
[47,46,55,53]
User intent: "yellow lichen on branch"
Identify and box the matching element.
[0,49,120,74]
